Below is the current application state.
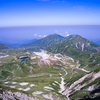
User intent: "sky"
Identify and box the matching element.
[0,0,100,44]
[0,0,100,27]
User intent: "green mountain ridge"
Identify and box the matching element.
[47,35,100,54]
[20,34,100,53]
[20,34,65,49]
[64,35,100,52]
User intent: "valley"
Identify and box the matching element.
[0,34,100,100]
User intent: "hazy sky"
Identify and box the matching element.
[0,0,100,27]
[0,25,100,41]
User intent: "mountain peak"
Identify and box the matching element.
[47,34,100,53]
[45,34,64,39]
[20,34,64,49]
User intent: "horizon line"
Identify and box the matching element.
[0,24,100,28]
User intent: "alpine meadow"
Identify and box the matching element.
[0,0,100,100]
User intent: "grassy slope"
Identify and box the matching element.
[20,34,65,49]
[0,50,69,99]
[0,42,100,99]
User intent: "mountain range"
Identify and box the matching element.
[21,34,100,53]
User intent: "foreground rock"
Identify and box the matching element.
[0,89,39,100]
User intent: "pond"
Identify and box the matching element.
[20,56,29,62]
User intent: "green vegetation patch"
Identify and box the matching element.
[70,91,89,99]
[2,70,12,78]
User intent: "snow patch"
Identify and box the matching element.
[18,87,30,91]
[10,86,16,88]
[59,73,62,75]
[43,94,53,100]
[52,83,56,86]
[82,43,84,51]
[0,55,9,59]
[4,82,9,84]
[32,91,43,96]
[59,69,67,93]
[54,81,59,84]
[23,88,30,91]
[19,82,29,86]
[81,68,90,73]
[75,42,78,48]
[30,84,35,87]
[12,82,17,84]
[18,88,23,90]
[76,64,90,73]
[44,86,54,90]
[59,77,65,93]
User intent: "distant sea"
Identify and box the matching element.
[0,25,100,45]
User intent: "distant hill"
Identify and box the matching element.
[20,34,65,49]
[0,43,12,49]
[47,35,100,53]
[0,39,38,48]
[8,39,38,48]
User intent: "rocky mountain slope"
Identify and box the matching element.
[20,34,65,49]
